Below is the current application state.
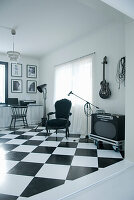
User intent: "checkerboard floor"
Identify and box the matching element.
[0,126,123,199]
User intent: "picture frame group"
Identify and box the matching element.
[11,63,37,93]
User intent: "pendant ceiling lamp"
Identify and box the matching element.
[7,29,20,62]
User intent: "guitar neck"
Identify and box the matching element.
[103,63,105,81]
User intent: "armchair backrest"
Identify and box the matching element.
[55,99,72,119]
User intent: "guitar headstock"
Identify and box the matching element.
[102,56,107,64]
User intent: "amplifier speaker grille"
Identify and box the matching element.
[91,113,125,141]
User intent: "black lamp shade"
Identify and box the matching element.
[37,84,47,93]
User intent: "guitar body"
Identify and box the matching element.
[99,56,111,99]
[99,80,111,99]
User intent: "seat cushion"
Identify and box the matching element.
[47,118,70,128]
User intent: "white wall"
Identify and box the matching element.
[125,20,134,162]
[0,54,40,104]
[40,22,125,115]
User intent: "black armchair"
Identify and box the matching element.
[46,99,72,138]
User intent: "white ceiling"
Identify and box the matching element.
[0,0,132,58]
[100,0,134,19]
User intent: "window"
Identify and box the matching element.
[0,61,8,104]
[54,55,92,134]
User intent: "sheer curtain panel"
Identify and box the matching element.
[54,55,93,135]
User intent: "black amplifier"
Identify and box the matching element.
[91,113,125,141]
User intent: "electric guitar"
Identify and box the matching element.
[99,56,111,99]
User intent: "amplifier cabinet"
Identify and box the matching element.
[91,113,125,141]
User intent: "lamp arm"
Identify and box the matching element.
[70,92,99,109]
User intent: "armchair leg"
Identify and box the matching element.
[66,128,68,139]
[67,128,69,137]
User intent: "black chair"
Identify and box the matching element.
[10,106,28,129]
[46,99,72,138]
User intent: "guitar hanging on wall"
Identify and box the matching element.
[99,56,111,99]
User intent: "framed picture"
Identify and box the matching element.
[11,63,22,77]
[11,79,22,93]
[27,65,37,78]
[27,80,37,93]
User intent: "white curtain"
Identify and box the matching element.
[54,55,92,135]
[0,65,5,103]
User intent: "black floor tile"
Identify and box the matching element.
[46,154,73,165]
[5,151,29,161]
[8,162,43,176]
[37,132,47,136]
[0,144,19,151]
[58,142,78,148]
[98,157,123,168]
[37,132,52,136]
[0,138,11,143]
[0,193,18,200]
[97,143,113,150]
[29,129,43,132]
[23,140,42,146]
[0,134,6,137]
[69,134,81,138]
[67,166,98,180]
[15,135,33,140]
[10,131,25,135]
[79,138,94,143]
[33,146,56,154]
[120,151,124,158]
[75,149,97,157]
[21,177,65,197]
[46,137,63,141]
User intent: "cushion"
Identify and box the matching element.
[47,118,70,128]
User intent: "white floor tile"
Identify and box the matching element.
[0,160,19,173]
[17,128,32,132]
[71,156,98,168]
[22,132,39,136]
[50,133,65,137]
[17,197,28,200]
[53,147,76,155]
[29,136,47,141]
[35,126,45,130]
[12,145,37,152]
[36,164,70,180]
[77,143,97,149]
[97,149,122,158]
[0,131,13,134]
[1,134,18,139]
[0,174,33,196]
[6,139,27,145]
[22,153,51,163]
[40,141,60,147]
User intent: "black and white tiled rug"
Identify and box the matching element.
[0,126,123,199]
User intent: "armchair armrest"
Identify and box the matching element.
[47,112,56,120]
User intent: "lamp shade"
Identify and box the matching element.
[37,84,47,93]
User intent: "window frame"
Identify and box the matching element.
[0,61,8,104]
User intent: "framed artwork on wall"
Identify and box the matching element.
[11,79,22,93]
[27,80,37,93]
[27,65,37,78]
[11,63,22,77]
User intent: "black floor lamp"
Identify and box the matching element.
[68,91,99,139]
[37,84,47,126]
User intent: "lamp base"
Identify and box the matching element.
[41,117,47,126]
